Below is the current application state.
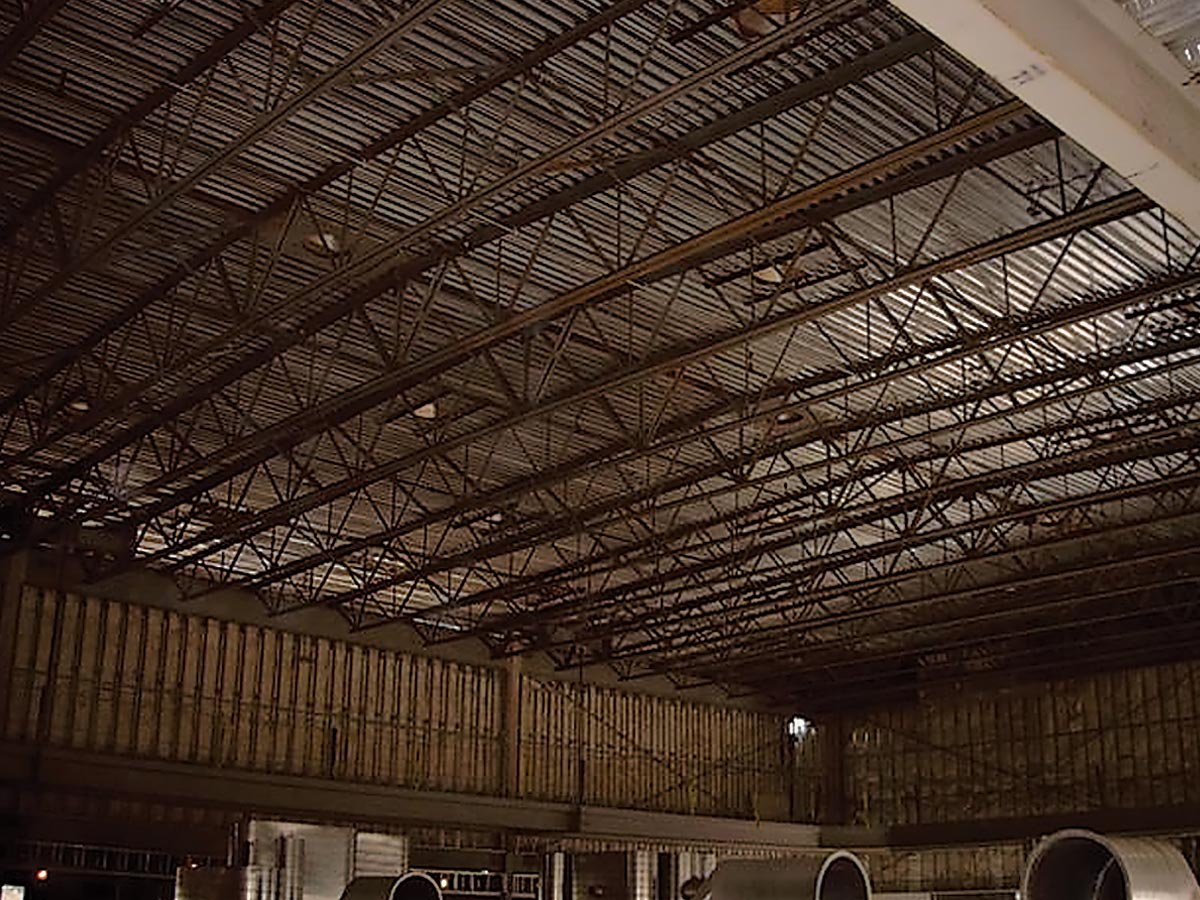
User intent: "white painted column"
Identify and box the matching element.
[891,0,1200,233]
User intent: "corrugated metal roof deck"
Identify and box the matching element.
[2,0,1200,702]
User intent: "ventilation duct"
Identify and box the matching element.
[683,853,872,900]
[1022,829,1200,900]
[341,873,445,900]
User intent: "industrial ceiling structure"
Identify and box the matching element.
[3,0,1200,709]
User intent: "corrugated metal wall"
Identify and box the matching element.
[4,587,505,793]
[864,847,1024,892]
[3,587,789,819]
[519,678,789,816]
[842,660,1200,826]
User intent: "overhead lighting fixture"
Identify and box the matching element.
[413,401,438,420]
[486,511,503,524]
[731,5,774,38]
[786,715,811,740]
[302,232,341,258]
[751,264,785,284]
[69,399,90,412]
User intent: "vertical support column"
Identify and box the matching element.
[628,850,653,900]
[820,715,848,825]
[503,656,521,797]
[655,853,675,900]
[0,550,27,733]
[547,852,566,900]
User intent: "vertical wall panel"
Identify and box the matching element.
[5,588,791,819]
[844,658,1200,826]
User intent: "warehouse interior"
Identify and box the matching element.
[3,0,1200,897]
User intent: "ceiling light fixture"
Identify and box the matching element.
[751,264,785,284]
[302,232,341,258]
[731,5,774,39]
[69,398,90,412]
[413,401,439,420]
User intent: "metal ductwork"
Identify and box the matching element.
[682,853,872,900]
[1022,829,1200,900]
[339,873,444,900]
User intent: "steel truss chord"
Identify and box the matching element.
[585,475,1200,673]
[703,562,1200,690]
[0,0,68,74]
[0,0,303,245]
[3,0,870,433]
[754,582,1200,708]
[4,0,879,515]
[769,619,1200,709]
[155,185,1157,615]
[0,0,456,332]
[67,105,1057,582]
[0,0,688,445]
[182,325,1200,645]
[444,417,1200,650]
[387,383,1200,634]
[305,271,1200,621]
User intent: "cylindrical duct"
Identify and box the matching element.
[340,873,444,900]
[175,866,278,900]
[698,853,872,900]
[1022,829,1200,900]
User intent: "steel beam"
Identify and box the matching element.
[0,0,675,428]
[784,619,1200,709]
[451,421,1200,648]
[0,0,68,74]
[84,109,1059,578]
[9,1,880,502]
[137,114,1061,589]
[0,0,302,243]
[0,0,455,333]
[0,742,825,848]
[597,483,1200,669]
[697,556,1200,685]
[322,291,1200,621]
[742,594,1200,698]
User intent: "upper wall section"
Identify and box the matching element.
[843,658,1200,827]
[2,586,797,820]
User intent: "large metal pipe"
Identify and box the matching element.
[683,853,872,900]
[1022,829,1200,900]
[340,872,443,900]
